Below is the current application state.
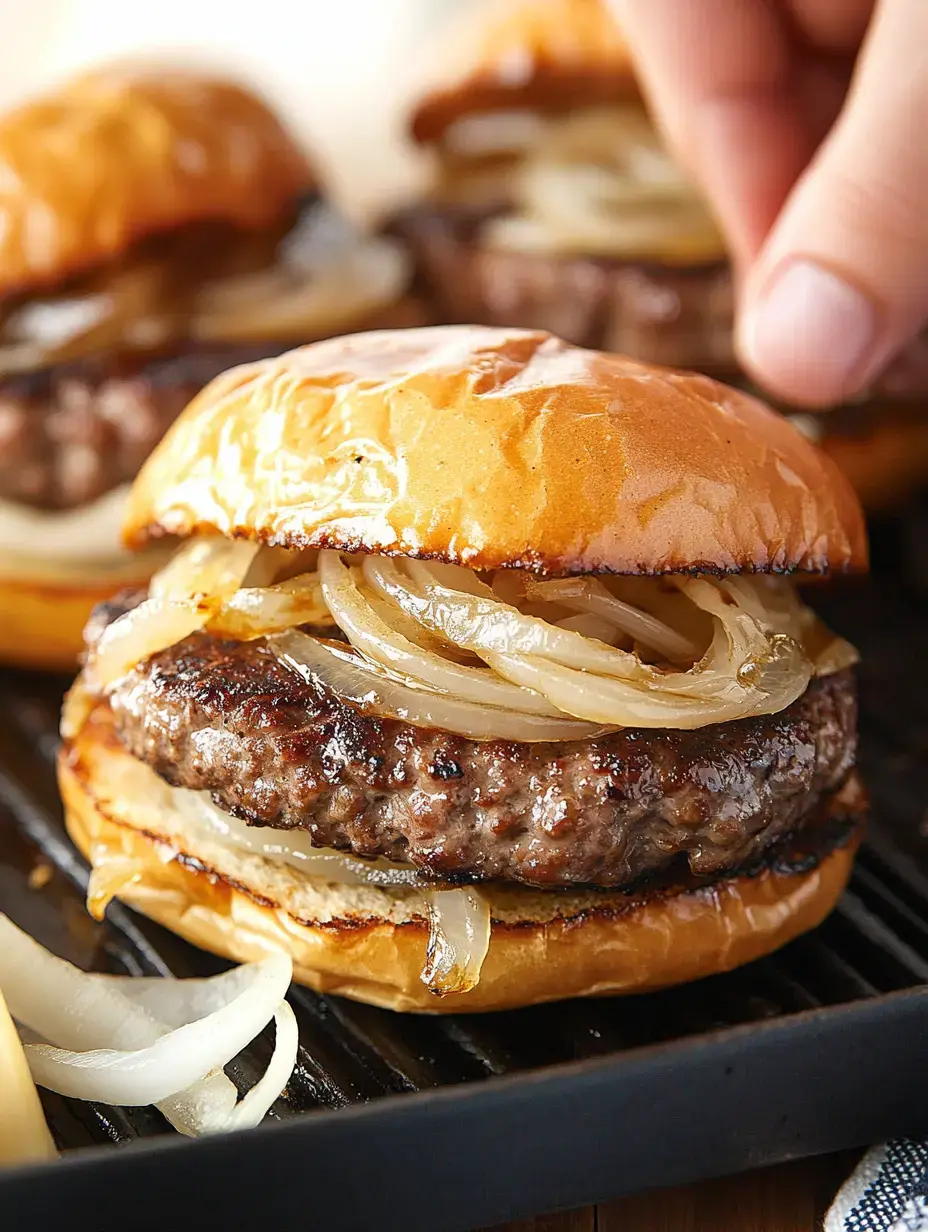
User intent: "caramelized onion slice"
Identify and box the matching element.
[367,558,648,678]
[423,889,491,996]
[85,598,208,691]
[150,537,260,603]
[88,538,273,690]
[268,630,607,742]
[319,552,563,716]
[207,573,332,641]
[171,783,425,888]
[485,628,809,728]
[525,576,701,662]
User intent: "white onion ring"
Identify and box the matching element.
[269,629,606,742]
[21,956,292,1107]
[0,915,295,1134]
[319,551,564,717]
[525,576,700,662]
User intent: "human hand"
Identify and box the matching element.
[610,0,928,407]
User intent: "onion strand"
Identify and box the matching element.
[0,914,296,1135]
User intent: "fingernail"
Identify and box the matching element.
[740,260,877,405]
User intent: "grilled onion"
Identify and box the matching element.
[87,538,262,689]
[207,574,332,640]
[86,536,855,742]
[269,628,606,742]
[483,105,725,262]
[319,552,564,717]
[422,889,491,996]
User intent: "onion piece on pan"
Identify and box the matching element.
[0,914,296,1136]
[422,888,492,996]
[268,629,607,742]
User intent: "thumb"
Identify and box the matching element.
[737,0,928,407]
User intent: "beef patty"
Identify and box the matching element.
[97,596,858,889]
[390,201,928,398]
[389,202,735,372]
[0,343,289,511]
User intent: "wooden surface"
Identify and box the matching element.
[488,1152,861,1232]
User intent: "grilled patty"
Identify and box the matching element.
[97,595,858,889]
[390,202,735,372]
[0,343,289,511]
[391,201,928,398]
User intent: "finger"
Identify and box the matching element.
[610,0,819,263]
[738,0,928,407]
[784,0,873,53]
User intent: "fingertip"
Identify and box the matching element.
[737,259,878,407]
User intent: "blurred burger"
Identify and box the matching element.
[394,0,928,512]
[60,326,867,1013]
[392,0,732,370]
[0,65,416,669]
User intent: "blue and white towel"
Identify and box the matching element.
[826,1142,928,1231]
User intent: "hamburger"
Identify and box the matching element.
[394,0,928,511]
[392,0,732,370]
[0,65,416,670]
[59,325,867,1014]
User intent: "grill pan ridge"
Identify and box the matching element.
[0,512,927,1230]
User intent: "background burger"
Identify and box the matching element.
[0,63,417,670]
[393,0,928,513]
[60,325,867,1014]
[391,0,732,370]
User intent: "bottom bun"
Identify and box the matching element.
[0,554,168,672]
[60,705,864,1014]
[809,412,928,512]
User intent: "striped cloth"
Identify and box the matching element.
[826,1143,928,1232]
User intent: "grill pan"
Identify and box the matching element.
[0,512,927,1231]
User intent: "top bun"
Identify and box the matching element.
[0,65,313,298]
[410,0,638,145]
[125,326,867,577]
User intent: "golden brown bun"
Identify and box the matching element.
[799,412,928,513]
[0,65,313,297]
[0,552,168,671]
[60,706,862,1014]
[411,0,638,145]
[126,325,867,576]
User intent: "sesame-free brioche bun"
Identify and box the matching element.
[0,65,313,298]
[60,703,863,1014]
[410,0,637,146]
[125,325,867,577]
